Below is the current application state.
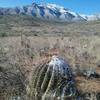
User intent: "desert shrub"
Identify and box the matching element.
[0,36,35,99]
[0,32,7,37]
[0,48,26,99]
[34,33,38,36]
[96,92,100,100]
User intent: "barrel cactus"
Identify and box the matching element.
[29,56,78,100]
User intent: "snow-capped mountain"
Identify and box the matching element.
[81,14,100,21]
[0,2,100,22]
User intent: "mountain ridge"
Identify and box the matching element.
[0,2,100,22]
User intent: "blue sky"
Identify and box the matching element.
[0,0,100,14]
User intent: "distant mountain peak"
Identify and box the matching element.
[0,2,100,22]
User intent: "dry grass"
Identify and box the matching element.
[76,76,100,93]
[0,35,100,95]
[0,16,100,99]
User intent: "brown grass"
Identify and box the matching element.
[0,35,100,99]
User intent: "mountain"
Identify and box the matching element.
[0,2,100,22]
[81,14,100,21]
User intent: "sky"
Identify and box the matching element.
[0,0,100,15]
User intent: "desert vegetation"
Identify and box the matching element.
[0,15,100,37]
[0,15,100,100]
